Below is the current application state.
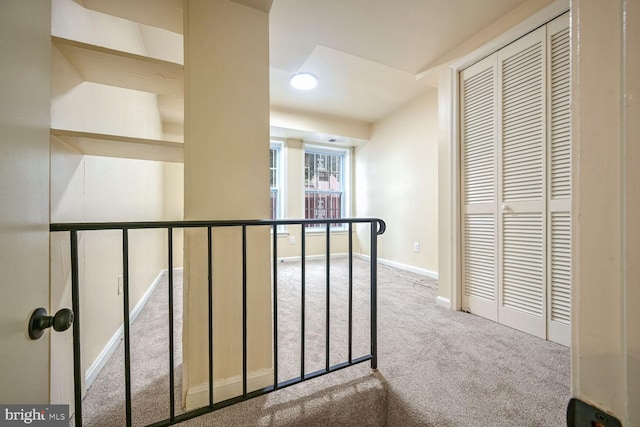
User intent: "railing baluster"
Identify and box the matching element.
[51,218,385,427]
[370,221,378,370]
[301,224,306,379]
[348,223,353,364]
[272,224,279,389]
[208,227,214,407]
[325,222,330,372]
[122,229,133,427]
[168,227,175,421]
[70,230,83,427]
[242,226,248,396]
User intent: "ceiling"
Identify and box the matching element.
[268,0,529,123]
[79,0,533,128]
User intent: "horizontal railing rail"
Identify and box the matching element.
[50,217,386,232]
[51,217,385,427]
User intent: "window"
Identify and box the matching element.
[270,145,281,220]
[304,148,347,228]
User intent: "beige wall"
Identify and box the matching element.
[354,90,439,275]
[50,0,171,406]
[163,162,185,267]
[50,46,164,140]
[52,0,149,57]
[50,151,167,404]
[183,0,272,407]
[271,108,371,142]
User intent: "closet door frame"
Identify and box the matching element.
[449,0,570,336]
[545,13,572,346]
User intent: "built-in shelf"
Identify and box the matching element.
[51,129,184,163]
[52,36,184,97]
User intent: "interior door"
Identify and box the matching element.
[0,1,52,404]
[461,14,571,345]
[460,55,499,321]
[497,27,547,339]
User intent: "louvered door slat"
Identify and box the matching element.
[463,65,496,205]
[550,25,571,200]
[464,214,496,301]
[502,213,544,316]
[501,36,545,202]
[550,212,571,323]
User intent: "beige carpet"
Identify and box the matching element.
[79,258,570,426]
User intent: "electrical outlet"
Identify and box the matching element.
[117,274,123,295]
[413,242,420,253]
[289,235,296,245]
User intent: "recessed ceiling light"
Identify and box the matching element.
[290,73,318,90]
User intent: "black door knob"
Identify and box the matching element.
[28,307,74,340]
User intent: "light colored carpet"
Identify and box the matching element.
[79,258,570,426]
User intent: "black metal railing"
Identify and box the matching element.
[50,218,386,427]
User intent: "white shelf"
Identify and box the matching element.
[52,36,184,97]
[51,129,184,163]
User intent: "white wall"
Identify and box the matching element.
[355,90,439,275]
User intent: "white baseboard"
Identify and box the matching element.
[185,368,274,410]
[436,296,451,308]
[85,268,180,389]
[85,320,127,390]
[357,254,439,280]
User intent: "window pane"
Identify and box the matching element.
[304,150,345,228]
[271,189,277,220]
[304,192,343,228]
[305,152,343,190]
[270,147,280,219]
[270,148,277,188]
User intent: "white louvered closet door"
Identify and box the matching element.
[461,55,499,321]
[546,13,571,346]
[496,27,547,338]
[461,14,570,345]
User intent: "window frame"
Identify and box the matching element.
[269,140,287,234]
[270,141,284,224]
[303,144,351,231]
